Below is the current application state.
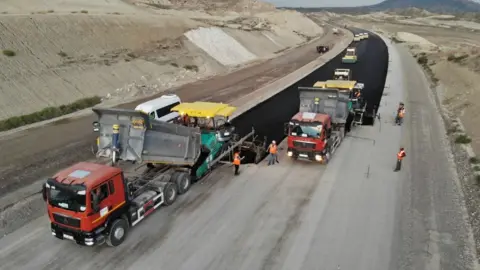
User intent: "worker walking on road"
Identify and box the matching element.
[395,102,405,126]
[267,140,278,166]
[394,147,406,172]
[233,151,242,175]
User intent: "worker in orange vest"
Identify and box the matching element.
[182,114,189,126]
[394,147,406,171]
[354,90,361,98]
[266,140,278,166]
[233,151,241,175]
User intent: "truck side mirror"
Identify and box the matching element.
[41,183,47,202]
[283,123,289,135]
[92,121,100,132]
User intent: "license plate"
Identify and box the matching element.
[299,154,308,158]
[64,234,74,241]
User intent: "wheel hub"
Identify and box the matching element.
[168,187,175,201]
[114,227,125,239]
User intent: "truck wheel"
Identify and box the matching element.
[106,219,129,247]
[174,172,191,195]
[163,182,177,206]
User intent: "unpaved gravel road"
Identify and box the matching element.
[0,28,341,197]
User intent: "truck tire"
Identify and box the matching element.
[174,172,191,195]
[106,218,129,247]
[163,182,177,206]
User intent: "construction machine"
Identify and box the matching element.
[43,102,265,247]
[312,80,372,125]
[342,47,357,64]
[284,87,350,163]
[333,68,352,80]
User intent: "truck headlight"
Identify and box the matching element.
[287,151,293,157]
[315,155,322,161]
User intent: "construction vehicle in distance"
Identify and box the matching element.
[317,45,330,54]
[332,28,339,35]
[333,68,351,80]
[353,34,362,42]
[342,47,357,64]
[43,102,265,247]
[284,87,350,163]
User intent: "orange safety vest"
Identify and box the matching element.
[233,153,241,165]
[398,108,405,118]
[397,150,405,160]
[269,144,277,154]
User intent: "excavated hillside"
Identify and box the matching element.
[0,0,324,122]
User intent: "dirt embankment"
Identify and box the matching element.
[0,0,324,122]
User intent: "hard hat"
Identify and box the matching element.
[272,140,276,144]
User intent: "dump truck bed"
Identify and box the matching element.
[297,87,350,124]
[93,108,202,166]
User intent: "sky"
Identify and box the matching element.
[265,0,480,7]
[264,0,384,7]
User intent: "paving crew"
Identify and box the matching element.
[267,140,278,166]
[394,147,406,171]
[233,151,242,175]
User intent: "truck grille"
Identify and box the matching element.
[293,141,316,149]
[53,213,81,228]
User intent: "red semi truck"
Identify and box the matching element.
[285,87,350,163]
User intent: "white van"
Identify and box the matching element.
[135,94,181,123]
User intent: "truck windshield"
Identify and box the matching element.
[46,180,86,212]
[290,125,322,138]
[346,51,355,56]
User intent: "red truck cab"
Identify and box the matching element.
[285,112,332,162]
[43,162,129,246]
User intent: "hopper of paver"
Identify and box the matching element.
[297,87,350,125]
[92,107,202,165]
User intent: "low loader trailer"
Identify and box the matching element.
[284,87,350,163]
[42,102,265,247]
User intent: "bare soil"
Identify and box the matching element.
[0,0,323,120]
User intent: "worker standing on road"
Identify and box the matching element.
[233,151,241,175]
[267,140,278,166]
[394,147,406,172]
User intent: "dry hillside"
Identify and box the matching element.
[0,0,324,122]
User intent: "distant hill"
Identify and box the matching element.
[283,0,480,14]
